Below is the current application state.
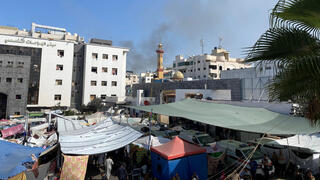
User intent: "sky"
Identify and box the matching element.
[0,0,278,73]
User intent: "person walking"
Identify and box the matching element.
[249,160,257,180]
[278,150,286,177]
[117,163,128,180]
[105,156,114,180]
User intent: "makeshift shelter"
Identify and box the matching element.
[128,99,320,135]
[0,140,45,179]
[132,135,170,149]
[58,117,142,155]
[266,134,320,173]
[1,124,25,138]
[150,137,207,180]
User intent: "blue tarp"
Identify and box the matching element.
[0,140,45,179]
[151,152,208,180]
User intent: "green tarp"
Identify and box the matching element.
[128,99,320,135]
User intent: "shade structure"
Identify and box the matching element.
[58,117,142,155]
[1,124,25,138]
[132,135,171,149]
[0,140,45,179]
[151,136,206,160]
[150,137,207,180]
[128,99,320,135]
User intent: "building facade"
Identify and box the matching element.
[220,62,278,101]
[0,23,129,117]
[173,47,251,80]
[82,40,129,105]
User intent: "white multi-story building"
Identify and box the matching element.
[126,71,139,86]
[82,40,129,104]
[0,23,80,107]
[0,23,129,117]
[173,47,251,80]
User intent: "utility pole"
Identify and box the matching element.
[218,37,223,48]
[200,39,204,55]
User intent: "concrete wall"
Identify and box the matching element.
[0,54,30,117]
[175,89,231,102]
[82,44,128,105]
[71,44,84,109]
[132,79,242,104]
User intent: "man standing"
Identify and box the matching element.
[117,163,128,180]
[105,156,114,180]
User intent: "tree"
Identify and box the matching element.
[83,98,104,113]
[245,0,320,124]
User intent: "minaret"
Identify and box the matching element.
[156,43,164,79]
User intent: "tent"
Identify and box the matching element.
[266,134,320,173]
[0,140,45,179]
[128,99,320,135]
[150,137,207,180]
[132,135,170,149]
[58,117,142,155]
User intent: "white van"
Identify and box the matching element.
[217,140,274,176]
[179,130,215,146]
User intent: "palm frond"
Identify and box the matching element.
[245,28,320,63]
[270,0,320,36]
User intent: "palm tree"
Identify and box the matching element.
[245,0,320,123]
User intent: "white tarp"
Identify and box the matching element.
[267,134,320,153]
[30,123,49,132]
[132,135,170,149]
[266,134,320,173]
[58,117,142,155]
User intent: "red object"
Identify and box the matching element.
[1,124,25,138]
[150,136,206,160]
[144,100,150,106]
[0,119,9,122]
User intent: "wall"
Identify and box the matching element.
[132,79,242,104]
[175,89,231,102]
[82,44,128,105]
[0,54,30,117]
[71,44,85,109]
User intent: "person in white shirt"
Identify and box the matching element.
[105,156,114,180]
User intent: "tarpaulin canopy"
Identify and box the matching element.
[1,124,25,138]
[128,99,320,135]
[133,135,171,149]
[151,137,206,160]
[0,140,45,179]
[151,137,207,180]
[58,117,142,155]
[267,134,320,153]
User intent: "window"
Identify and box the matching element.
[203,67,206,70]
[17,78,23,83]
[173,63,176,68]
[57,50,64,57]
[55,79,62,85]
[16,95,21,99]
[7,61,13,67]
[210,73,217,78]
[102,67,108,73]
[91,67,97,73]
[190,70,193,72]
[197,61,200,64]
[219,66,223,70]
[112,55,118,61]
[0,61,2,67]
[17,61,24,68]
[203,75,206,78]
[101,81,107,86]
[265,66,272,70]
[198,76,200,78]
[92,53,98,59]
[54,94,61,101]
[197,68,200,71]
[227,68,230,70]
[112,68,118,75]
[209,65,217,70]
[56,64,63,71]
[90,94,96,101]
[111,94,116,97]
[102,54,108,59]
[91,81,97,86]
[14,112,20,115]
[111,81,117,86]
[101,94,106,99]
[6,78,12,83]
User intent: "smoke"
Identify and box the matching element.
[122,0,277,73]
[120,24,172,73]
